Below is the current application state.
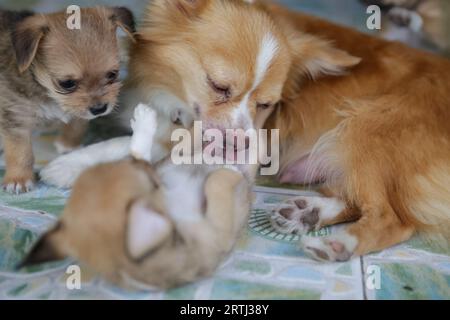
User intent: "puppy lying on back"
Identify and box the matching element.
[22,105,253,289]
[0,7,135,194]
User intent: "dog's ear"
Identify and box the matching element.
[17,222,67,269]
[111,7,136,41]
[126,199,171,261]
[284,33,361,98]
[150,0,209,20]
[11,14,48,73]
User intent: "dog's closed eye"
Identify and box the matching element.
[207,75,231,103]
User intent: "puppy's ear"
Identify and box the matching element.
[111,7,136,41]
[11,14,48,73]
[284,33,361,98]
[126,199,171,261]
[17,222,67,269]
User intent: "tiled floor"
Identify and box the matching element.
[0,163,449,299]
[0,0,449,300]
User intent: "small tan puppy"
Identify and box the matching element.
[0,7,135,194]
[22,105,253,289]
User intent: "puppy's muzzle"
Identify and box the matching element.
[89,104,109,116]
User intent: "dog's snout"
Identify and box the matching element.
[89,104,108,116]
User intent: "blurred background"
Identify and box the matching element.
[0,0,372,32]
[1,0,448,55]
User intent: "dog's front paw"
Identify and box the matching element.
[300,232,357,262]
[130,104,157,162]
[388,8,423,32]
[2,173,35,194]
[40,155,83,189]
[130,104,157,136]
[270,196,344,235]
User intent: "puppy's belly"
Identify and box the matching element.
[158,163,207,223]
[279,154,325,185]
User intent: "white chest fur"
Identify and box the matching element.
[36,102,71,124]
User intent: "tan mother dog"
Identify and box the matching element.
[42,0,450,262]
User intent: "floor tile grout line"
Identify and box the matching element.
[360,256,368,300]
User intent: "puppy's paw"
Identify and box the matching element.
[2,174,35,194]
[388,8,423,32]
[300,232,357,262]
[270,196,344,235]
[130,104,157,136]
[130,104,157,162]
[40,155,83,189]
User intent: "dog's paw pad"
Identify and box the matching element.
[270,196,332,235]
[300,233,357,262]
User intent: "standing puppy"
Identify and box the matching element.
[0,7,135,193]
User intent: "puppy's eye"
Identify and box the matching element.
[106,70,119,84]
[207,76,231,100]
[257,102,273,110]
[57,79,78,93]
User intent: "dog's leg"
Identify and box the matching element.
[204,168,250,248]
[40,136,132,188]
[1,131,35,194]
[300,201,415,262]
[54,118,89,154]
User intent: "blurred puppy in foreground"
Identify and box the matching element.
[22,105,253,288]
[0,7,135,193]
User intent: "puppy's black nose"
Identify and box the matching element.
[89,104,108,116]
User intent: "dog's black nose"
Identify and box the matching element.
[89,104,108,116]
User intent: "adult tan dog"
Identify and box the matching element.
[41,0,450,262]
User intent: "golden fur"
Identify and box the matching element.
[267,4,450,255]
[126,0,450,257]
[38,0,450,269]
